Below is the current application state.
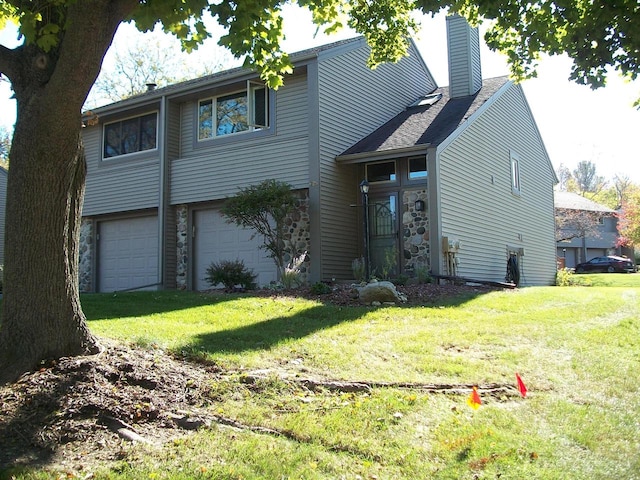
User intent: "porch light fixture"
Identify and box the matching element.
[359,180,371,281]
[415,199,425,211]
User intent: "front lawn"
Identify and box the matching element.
[2,284,639,479]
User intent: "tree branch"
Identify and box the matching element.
[0,43,21,84]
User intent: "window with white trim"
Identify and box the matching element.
[510,151,521,195]
[198,81,268,140]
[103,112,157,159]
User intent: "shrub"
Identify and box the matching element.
[352,257,365,282]
[205,259,257,291]
[310,282,332,295]
[555,268,591,286]
[393,274,409,286]
[414,264,432,284]
[281,251,307,289]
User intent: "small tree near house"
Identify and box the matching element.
[221,179,301,284]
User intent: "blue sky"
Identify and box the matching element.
[1,8,639,183]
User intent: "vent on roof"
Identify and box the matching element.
[409,92,442,108]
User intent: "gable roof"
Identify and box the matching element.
[554,191,615,213]
[85,36,365,115]
[337,76,509,160]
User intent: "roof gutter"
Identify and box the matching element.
[336,145,430,164]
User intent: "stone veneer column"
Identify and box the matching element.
[78,219,93,293]
[283,190,311,283]
[175,205,188,290]
[402,189,430,274]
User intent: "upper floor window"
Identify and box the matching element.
[198,81,268,140]
[510,150,521,195]
[103,112,157,159]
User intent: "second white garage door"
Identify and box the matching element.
[98,216,159,293]
[193,209,276,291]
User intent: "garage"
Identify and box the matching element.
[97,216,159,292]
[193,208,276,291]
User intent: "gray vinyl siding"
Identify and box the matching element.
[438,84,556,285]
[82,125,160,216]
[170,74,310,205]
[447,15,482,98]
[316,41,436,279]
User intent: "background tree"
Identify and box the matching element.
[221,180,298,281]
[573,160,607,197]
[1,0,639,383]
[86,32,233,107]
[617,191,640,248]
[612,174,635,208]
[0,126,10,167]
[555,163,574,192]
[555,209,603,244]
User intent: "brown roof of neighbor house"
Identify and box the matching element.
[554,191,615,213]
[338,76,510,157]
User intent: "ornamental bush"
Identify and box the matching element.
[205,259,257,291]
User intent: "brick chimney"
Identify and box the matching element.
[446,14,482,98]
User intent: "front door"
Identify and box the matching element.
[368,193,400,278]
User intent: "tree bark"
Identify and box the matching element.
[0,0,136,383]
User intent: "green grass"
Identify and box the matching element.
[568,271,640,287]
[8,282,640,479]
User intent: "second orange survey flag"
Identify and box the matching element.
[467,386,482,410]
[516,372,528,398]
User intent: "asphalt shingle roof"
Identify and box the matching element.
[554,191,615,213]
[339,76,509,157]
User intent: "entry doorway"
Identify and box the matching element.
[368,193,400,278]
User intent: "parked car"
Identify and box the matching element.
[575,256,636,274]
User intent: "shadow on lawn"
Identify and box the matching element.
[177,287,490,355]
[81,290,237,320]
[179,303,364,354]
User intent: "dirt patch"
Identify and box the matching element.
[0,283,498,474]
[0,339,223,472]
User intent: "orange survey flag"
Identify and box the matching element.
[516,373,528,398]
[467,386,482,409]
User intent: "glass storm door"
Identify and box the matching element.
[368,193,399,278]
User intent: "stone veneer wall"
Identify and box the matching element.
[79,219,93,293]
[283,190,311,283]
[175,204,188,290]
[402,188,430,274]
[174,189,311,290]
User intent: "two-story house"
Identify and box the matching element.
[79,15,558,292]
[555,190,623,268]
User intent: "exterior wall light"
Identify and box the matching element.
[359,180,370,281]
[415,199,425,211]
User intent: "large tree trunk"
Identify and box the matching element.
[0,0,135,383]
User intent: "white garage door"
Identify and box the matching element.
[98,216,158,292]
[194,209,276,290]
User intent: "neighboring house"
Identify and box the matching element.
[0,165,6,265]
[79,15,557,292]
[555,190,627,268]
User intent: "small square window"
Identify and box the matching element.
[408,156,427,179]
[366,161,396,183]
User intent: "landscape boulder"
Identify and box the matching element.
[355,281,407,305]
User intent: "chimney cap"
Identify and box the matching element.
[146,83,157,91]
